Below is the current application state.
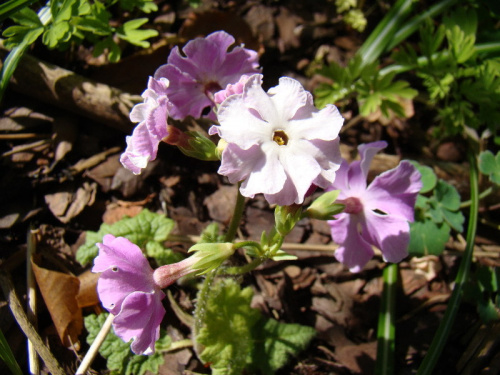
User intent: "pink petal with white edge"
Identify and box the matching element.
[362,210,411,263]
[366,160,422,221]
[330,214,374,272]
[120,122,159,175]
[112,291,166,355]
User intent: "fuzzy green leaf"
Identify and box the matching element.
[197,279,261,375]
[84,313,167,375]
[76,209,175,266]
[249,317,316,375]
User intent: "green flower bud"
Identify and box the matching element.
[274,204,303,236]
[178,131,219,161]
[306,190,345,220]
[187,242,235,274]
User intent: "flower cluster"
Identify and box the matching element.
[327,141,422,272]
[121,31,260,175]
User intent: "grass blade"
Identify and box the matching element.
[0,0,38,23]
[0,328,23,375]
[375,263,398,375]
[416,150,479,374]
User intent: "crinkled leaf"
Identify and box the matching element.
[479,150,500,184]
[199,222,224,243]
[408,218,450,256]
[84,313,167,375]
[248,317,316,375]
[197,279,260,375]
[145,241,184,266]
[76,209,174,266]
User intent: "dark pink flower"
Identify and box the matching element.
[327,141,422,272]
[154,31,260,120]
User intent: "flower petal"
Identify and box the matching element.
[365,160,422,221]
[93,235,155,314]
[348,141,388,193]
[361,211,410,263]
[329,214,374,272]
[267,77,309,122]
[112,291,166,355]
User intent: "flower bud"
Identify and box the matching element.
[305,190,344,220]
[177,131,219,161]
[188,242,235,274]
[274,204,303,236]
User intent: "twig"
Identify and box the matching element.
[26,229,39,375]
[1,139,51,157]
[0,271,65,375]
[0,133,51,140]
[75,313,114,375]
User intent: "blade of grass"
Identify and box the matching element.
[0,40,30,103]
[0,0,38,23]
[357,0,415,67]
[416,149,479,375]
[375,263,398,375]
[0,328,23,375]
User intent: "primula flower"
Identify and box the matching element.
[327,141,422,272]
[92,235,200,354]
[209,74,344,206]
[120,77,171,174]
[154,31,260,120]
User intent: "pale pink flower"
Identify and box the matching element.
[209,74,344,206]
[120,77,171,175]
[327,141,422,272]
[92,235,197,354]
[214,74,250,104]
[154,31,260,120]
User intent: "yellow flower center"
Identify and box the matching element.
[273,130,289,146]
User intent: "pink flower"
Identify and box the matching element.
[209,74,344,206]
[92,235,197,354]
[327,141,422,272]
[213,74,250,104]
[154,31,260,120]
[120,77,171,175]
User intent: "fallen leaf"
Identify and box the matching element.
[44,182,97,223]
[31,256,83,348]
[76,270,100,308]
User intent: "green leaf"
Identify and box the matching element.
[145,241,184,266]
[432,180,464,232]
[410,161,437,194]
[197,279,261,375]
[116,18,158,48]
[0,0,39,23]
[0,328,23,375]
[479,150,500,184]
[408,218,450,256]
[42,21,71,48]
[249,317,316,375]
[84,313,167,375]
[76,209,175,266]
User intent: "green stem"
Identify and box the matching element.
[224,185,246,243]
[222,258,266,275]
[159,339,193,353]
[192,269,217,361]
[375,263,398,375]
[459,186,493,209]
[416,150,479,375]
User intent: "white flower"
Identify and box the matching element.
[210,74,344,205]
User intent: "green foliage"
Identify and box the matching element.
[408,162,464,256]
[0,328,23,375]
[76,209,175,266]
[197,278,316,374]
[84,313,169,375]
[314,55,417,119]
[393,6,500,137]
[2,0,158,62]
[249,317,317,375]
[479,150,500,184]
[464,265,500,323]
